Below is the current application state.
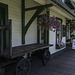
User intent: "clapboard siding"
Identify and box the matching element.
[0,0,41,46]
[25,0,40,8]
[34,0,46,5]
[0,0,22,47]
[25,0,40,45]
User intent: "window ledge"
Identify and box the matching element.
[56,44,66,49]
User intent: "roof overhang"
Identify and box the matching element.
[65,0,75,9]
[70,1,75,9]
[51,0,75,18]
[50,6,74,20]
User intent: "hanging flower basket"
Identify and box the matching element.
[37,14,60,31]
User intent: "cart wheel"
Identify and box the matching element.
[42,50,50,65]
[16,58,30,75]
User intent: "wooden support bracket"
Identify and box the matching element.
[24,4,53,35]
[25,4,53,11]
[22,1,53,44]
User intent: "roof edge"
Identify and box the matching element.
[51,0,75,17]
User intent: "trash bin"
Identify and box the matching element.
[72,39,75,49]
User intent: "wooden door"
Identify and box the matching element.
[0,3,8,49]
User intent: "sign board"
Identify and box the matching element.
[72,39,75,49]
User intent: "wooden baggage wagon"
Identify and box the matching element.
[0,20,53,75]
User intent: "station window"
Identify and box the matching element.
[56,17,63,49]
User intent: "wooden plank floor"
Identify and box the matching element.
[3,46,75,75]
[30,47,75,75]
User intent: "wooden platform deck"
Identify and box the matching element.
[29,47,75,75]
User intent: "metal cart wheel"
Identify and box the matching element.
[42,50,50,65]
[16,58,30,75]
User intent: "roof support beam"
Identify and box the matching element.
[25,4,53,11]
[22,2,53,44]
[66,20,71,25]
[24,4,53,35]
[24,7,45,35]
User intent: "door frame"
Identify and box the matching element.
[0,3,8,48]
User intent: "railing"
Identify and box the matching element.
[0,19,12,57]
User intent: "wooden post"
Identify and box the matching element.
[0,20,3,54]
[22,0,25,44]
[9,19,12,56]
[47,8,50,44]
